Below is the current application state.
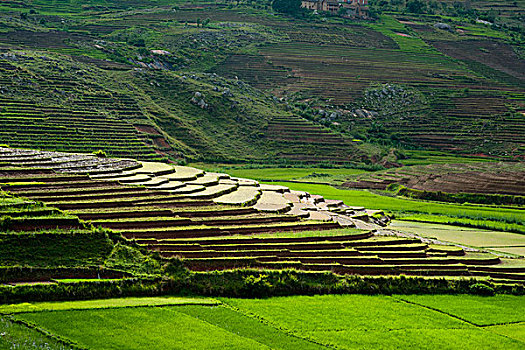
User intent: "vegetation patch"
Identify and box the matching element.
[0,296,219,314]
[390,221,525,252]
[0,230,114,267]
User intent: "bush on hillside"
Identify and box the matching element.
[469,283,496,296]
[93,150,107,158]
[104,243,162,275]
[406,0,426,13]
[272,0,302,16]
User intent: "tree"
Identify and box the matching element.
[406,0,426,13]
[272,0,302,16]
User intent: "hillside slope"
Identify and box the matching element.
[0,2,392,164]
[0,1,522,161]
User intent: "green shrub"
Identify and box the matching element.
[0,230,114,267]
[162,259,190,280]
[104,243,162,275]
[0,277,162,304]
[391,185,525,206]
[186,270,524,297]
[241,274,273,297]
[272,0,302,15]
[92,150,107,158]
[469,283,496,296]
[0,270,523,304]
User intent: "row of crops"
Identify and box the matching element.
[265,115,366,163]
[0,147,523,285]
[215,30,524,154]
[343,161,525,196]
[0,58,175,160]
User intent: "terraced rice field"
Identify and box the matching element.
[1,147,523,283]
[342,161,525,195]
[211,14,524,154]
[391,221,525,257]
[0,57,175,160]
[264,115,367,163]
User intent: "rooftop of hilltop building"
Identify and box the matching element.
[301,0,370,17]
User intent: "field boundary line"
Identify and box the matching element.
[480,320,525,327]
[392,296,482,326]
[219,301,337,349]
[8,315,87,350]
[0,298,221,314]
[393,296,525,334]
[163,306,281,349]
[392,296,525,344]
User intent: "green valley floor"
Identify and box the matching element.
[1,295,524,349]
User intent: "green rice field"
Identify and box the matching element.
[266,182,524,225]
[3,295,524,349]
[391,221,525,256]
[193,165,368,181]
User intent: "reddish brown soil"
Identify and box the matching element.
[404,170,525,195]
[137,232,373,246]
[430,39,525,81]
[344,163,525,196]
[135,125,161,135]
[153,138,170,148]
[122,222,341,240]
[15,186,145,197]
[92,219,193,229]
[36,191,168,202]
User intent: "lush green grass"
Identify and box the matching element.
[18,307,269,350]
[225,294,467,331]
[0,297,219,314]
[366,14,435,53]
[54,278,124,283]
[0,316,69,350]
[11,295,525,349]
[179,228,367,242]
[455,25,510,40]
[192,165,367,181]
[304,328,522,350]
[487,323,525,343]
[396,213,525,234]
[227,227,366,239]
[0,193,28,207]
[267,182,524,225]
[223,295,525,349]
[390,221,525,252]
[396,295,525,326]
[399,150,498,166]
[489,246,525,256]
[0,230,114,267]
[175,305,325,350]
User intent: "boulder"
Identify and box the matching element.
[434,23,452,30]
